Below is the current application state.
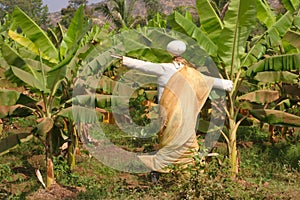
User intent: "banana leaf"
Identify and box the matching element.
[1,43,26,68]
[242,38,267,66]
[254,71,299,83]
[121,70,157,85]
[95,94,112,108]
[97,94,129,108]
[256,0,276,28]
[98,76,117,94]
[60,5,91,59]
[196,0,223,41]
[284,30,300,49]
[238,90,280,104]
[8,30,45,61]
[247,53,300,76]
[11,66,48,93]
[168,11,218,56]
[244,11,294,67]
[281,0,300,12]
[216,0,256,73]
[266,11,293,47]
[250,109,300,127]
[11,7,58,64]
[2,43,48,91]
[48,7,91,92]
[294,16,300,30]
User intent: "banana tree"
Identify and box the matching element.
[168,0,300,177]
[245,2,300,140]
[0,5,91,187]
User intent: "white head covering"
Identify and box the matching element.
[167,40,186,56]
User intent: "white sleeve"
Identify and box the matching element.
[213,78,233,91]
[122,56,166,76]
[201,73,233,91]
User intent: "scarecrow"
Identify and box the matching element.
[112,40,232,181]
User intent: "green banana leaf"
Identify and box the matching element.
[256,0,276,28]
[238,90,280,104]
[2,43,36,86]
[47,7,92,89]
[46,52,74,95]
[11,7,58,64]
[281,0,300,12]
[196,0,223,41]
[11,66,48,93]
[1,43,26,68]
[2,39,49,92]
[216,0,256,73]
[254,71,299,83]
[98,75,117,94]
[294,16,300,30]
[23,58,52,72]
[242,37,267,66]
[250,109,300,127]
[243,11,293,67]
[266,11,293,47]
[247,53,300,76]
[167,11,218,56]
[60,5,91,59]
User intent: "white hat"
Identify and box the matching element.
[166,40,186,56]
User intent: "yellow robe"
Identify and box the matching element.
[138,65,214,172]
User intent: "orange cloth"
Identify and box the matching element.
[138,65,214,172]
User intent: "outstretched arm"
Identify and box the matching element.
[113,55,167,76]
[213,78,233,91]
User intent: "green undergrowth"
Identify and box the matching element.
[0,119,299,199]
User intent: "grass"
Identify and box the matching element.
[0,118,299,199]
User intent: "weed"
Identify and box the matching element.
[0,163,13,182]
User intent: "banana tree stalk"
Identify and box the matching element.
[46,127,54,187]
[227,93,238,177]
[67,124,78,170]
[42,91,55,187]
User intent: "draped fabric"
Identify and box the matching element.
[138,65,214,172]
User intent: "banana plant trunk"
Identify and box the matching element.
[46,157,54,187]
[228,118,239,178]
[67,124,78,171]
[46,131,55,187]
[227,95,239,178]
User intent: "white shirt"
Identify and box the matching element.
[123,56,184,101]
